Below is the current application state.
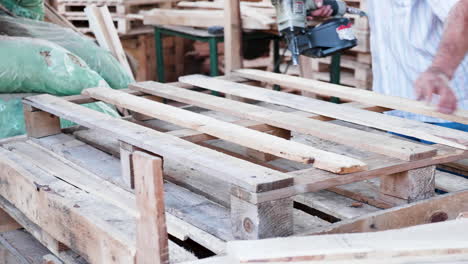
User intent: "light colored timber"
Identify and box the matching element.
[23,94,292,193]
[179,75,468,150]
[235,69,468,125]
[0,148,135,263]
[130,81,436,161]
[0,147,198,264]
[133,152,169,264]
[83,87,367,174]
[226,219,468,263]
[224,0,244,74]
[85,5,134,79]
[309,190,468,235]
[12,135,227,254]
[235,145,468,204]
[143,9,270,30]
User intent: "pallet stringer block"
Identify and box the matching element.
[230,186,294,240]
[23,104,61,139]
[379,166,436,205]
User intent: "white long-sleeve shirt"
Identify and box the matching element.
[367,0,468,122]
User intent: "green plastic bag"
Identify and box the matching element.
[0,0,44,20]
[0,15,134,89]
[0,35,109,95]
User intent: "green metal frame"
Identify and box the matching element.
[330,53,342,104]
[153,26,280,84]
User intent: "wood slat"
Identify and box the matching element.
[130,81,436,161]
[227,218,468,263]
[179,75,468,150]
[310,190,468,235]
[235,69,468,125]
[83,87,367,174]
[23,94,292,193]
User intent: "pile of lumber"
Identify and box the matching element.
[52,0,175,34]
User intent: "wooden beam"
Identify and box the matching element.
[23,94,293,193]
[0,148,135,263]
[143,9,269,30]
[179,75,468,150]
[83,87,367,173]
[309,190,468,235]
[227,218,468,263]
[133,151,169,264]
[85,5,134,79]
[235,69,468,124]
[130,81,436,161]
[224,0,243,74]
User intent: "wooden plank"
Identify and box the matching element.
[23,94,292,193]
[224,0,243,74]
[235,69,468,125]
[130,81,436,161]
[294,190,380,220]
[237,145,468,205]
[22,135,229,254]
[0,148,135,263]
[143,9,269,30]
[227,219,468,263]
[83,87,367,173]
[310,190,468,235]
[133,152,169,264]
[179,75,468,150]
[84,5,134,79]
[436,170,468,192]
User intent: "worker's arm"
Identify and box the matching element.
[414,0,468,114]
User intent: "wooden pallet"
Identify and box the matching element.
[55,0,173,34]
[56,0,172,16]
[65,14,145,34]
[3,70,468,263]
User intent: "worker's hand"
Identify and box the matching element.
[414,67,458,114]
[307,0,333,20]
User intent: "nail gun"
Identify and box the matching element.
[271,0,367,64]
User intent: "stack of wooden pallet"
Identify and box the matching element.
[2,69,468,263]
[142,0,276,30]
[300,0,372,90]
[53,0,174,34]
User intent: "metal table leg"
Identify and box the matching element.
[208,37,221,96]
[154,27,165,83]
[330,53,341,103]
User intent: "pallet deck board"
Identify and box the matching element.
[130,81,436,162]
[83,87,368,173]
[23,94,293,193]
[179,74,468,150]
[235,69,468,125]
